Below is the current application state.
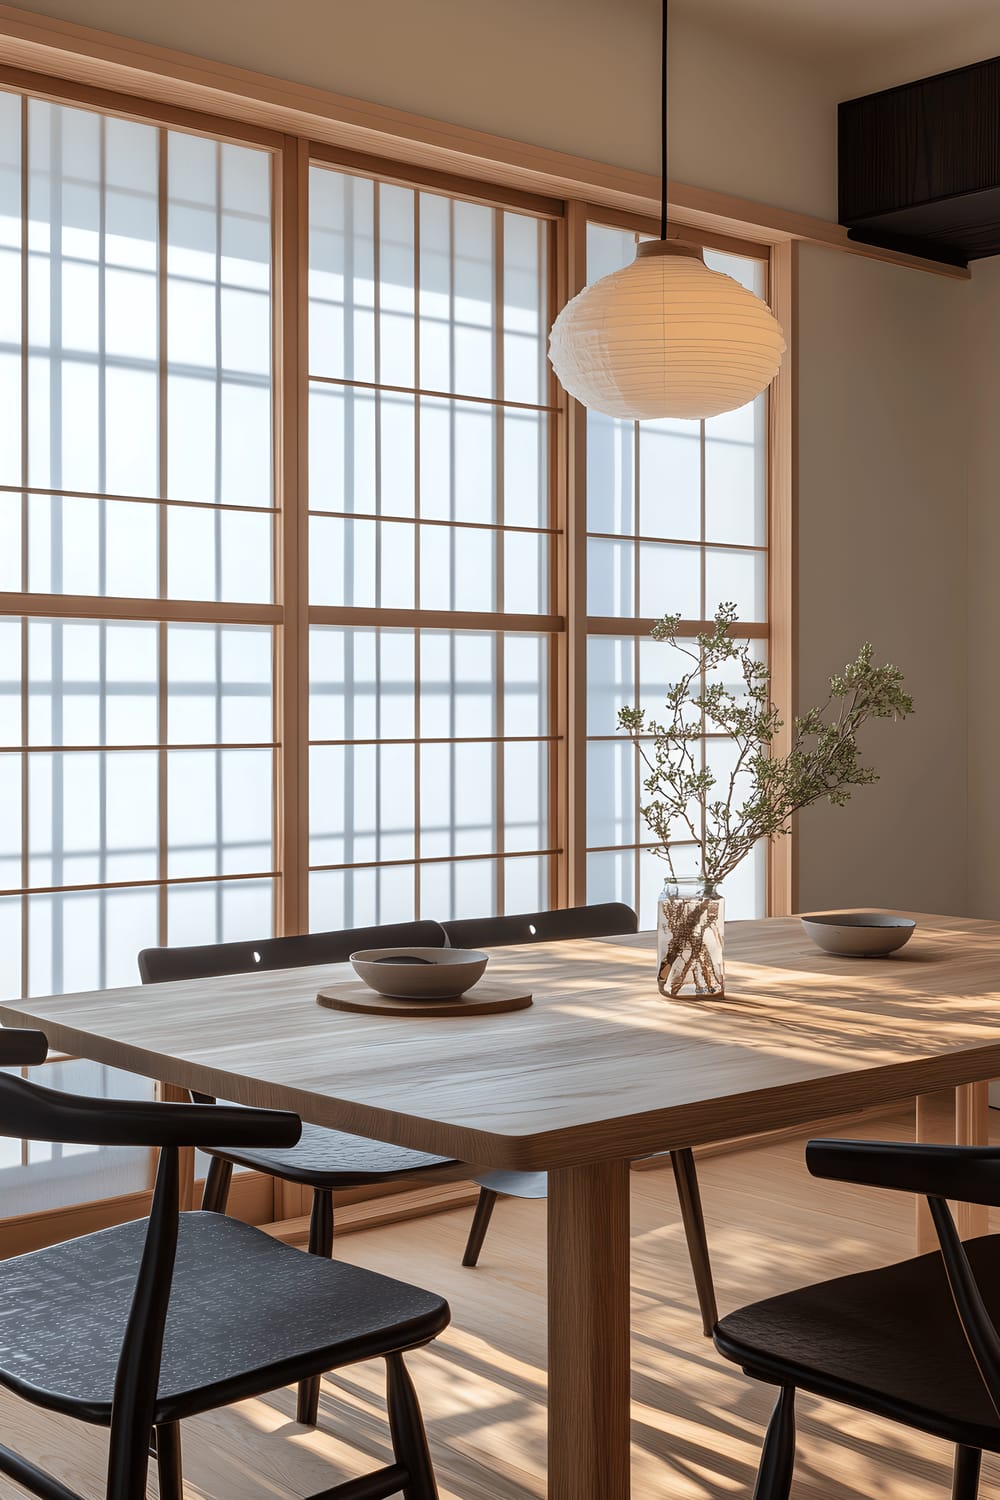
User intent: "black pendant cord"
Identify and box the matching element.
[660,0,669,240]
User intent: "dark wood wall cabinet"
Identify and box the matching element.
[839,55,1000,268]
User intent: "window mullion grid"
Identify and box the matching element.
[157,128,170,946]
[372,181,383,917]
[48,106,65,996]
[97,115,110,983]
[18,94,29,998]
[493,207,505,915]
[447,197,457,918]
[412,188,422,919]
[212,142,225,941]
[632,403,641,915]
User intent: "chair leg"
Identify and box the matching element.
[670,1147,718,1335]
[753,1386,795,1500]
[155,1422,183,1500]
[386,1352,439,1500]
[200,1156,233,1214]
[296,1188,335,1428]
[953,1446,982,1500]
[462,1188,499,1268]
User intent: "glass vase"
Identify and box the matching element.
[657,877,725,998]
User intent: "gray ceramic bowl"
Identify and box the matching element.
[350,946,489,999]
[800,912,916,958]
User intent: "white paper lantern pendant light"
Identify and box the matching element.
[548,0,786,422]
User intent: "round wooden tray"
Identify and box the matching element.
[316,980,533,1018]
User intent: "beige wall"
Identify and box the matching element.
[7,0,839,217]
[795,245,970,914]
[966,257,1000,917]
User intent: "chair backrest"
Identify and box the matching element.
[442,902,638,950]
[0,1027,299,1500]
[138,918,448,984]
[808,1137,1000,1416]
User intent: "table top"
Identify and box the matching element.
[4,912,1000,1171]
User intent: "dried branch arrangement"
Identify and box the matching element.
[618,602,914,888]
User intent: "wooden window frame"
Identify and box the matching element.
[563,203,793,918]
[0,59,795,1244]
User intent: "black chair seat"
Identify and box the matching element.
[0,1211,450,1428]
[714,1232,1000,1453]
[211,1118,451,1187]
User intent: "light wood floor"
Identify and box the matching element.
[2,1104,997,1499]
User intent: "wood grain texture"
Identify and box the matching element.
[6,913,1000,1173]
[548,1161,631,1500]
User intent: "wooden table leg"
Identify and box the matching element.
[156,1080,195,1211]
[915,1086,990,1251]
[548,1161,631,1500]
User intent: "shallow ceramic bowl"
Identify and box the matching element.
[800,912,916,958]
[350,946,489,999]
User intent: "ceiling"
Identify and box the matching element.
[672,0,1000,71]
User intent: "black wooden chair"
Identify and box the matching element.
[714,1136,1000,1498]
[0,1026,448,1500]
[138,918,460,1426]
[443,903,719,1335]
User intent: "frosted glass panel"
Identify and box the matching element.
[419,398,495,522]
[705,396,767,547]
[505,635,547,737]
[639,419,701,541]
[166,748,273,878]
[584,219,770,920]
[27,619,158,747]
[504,740,547,853]
[587,741,635,848]
[309,166,375,383]
[167,624,272,744]
[587,636,635,736]
[310,627,416,741]
[503,212,547,405]
[166,877,273,947]
[588,537,634,618]
[309,866,414,931]
[420,195,494,398]
[310,742,415,866]
[420,632,496,738]
[704,547,767,622]
[310,516,415,610]
[420,742,496,857]
[27,886,159,996]
[504,410,548,529]
[27,103,158,499]
[639,541,702,620]
[307,166,552,927]
[2,91,278,1221]
[504,855,547,915]
[420,858,496,923]
[586,848,635,912]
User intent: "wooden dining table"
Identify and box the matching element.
[5,909,1000,1500]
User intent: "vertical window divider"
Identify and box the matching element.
[632,363,642,908]
[494,208,506,914]
[560,200,588,907]
[18,93,29,997]
[766,239,796,917]
[157,128,169,946]
[275,135,310,935]
[413,190,422,918]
